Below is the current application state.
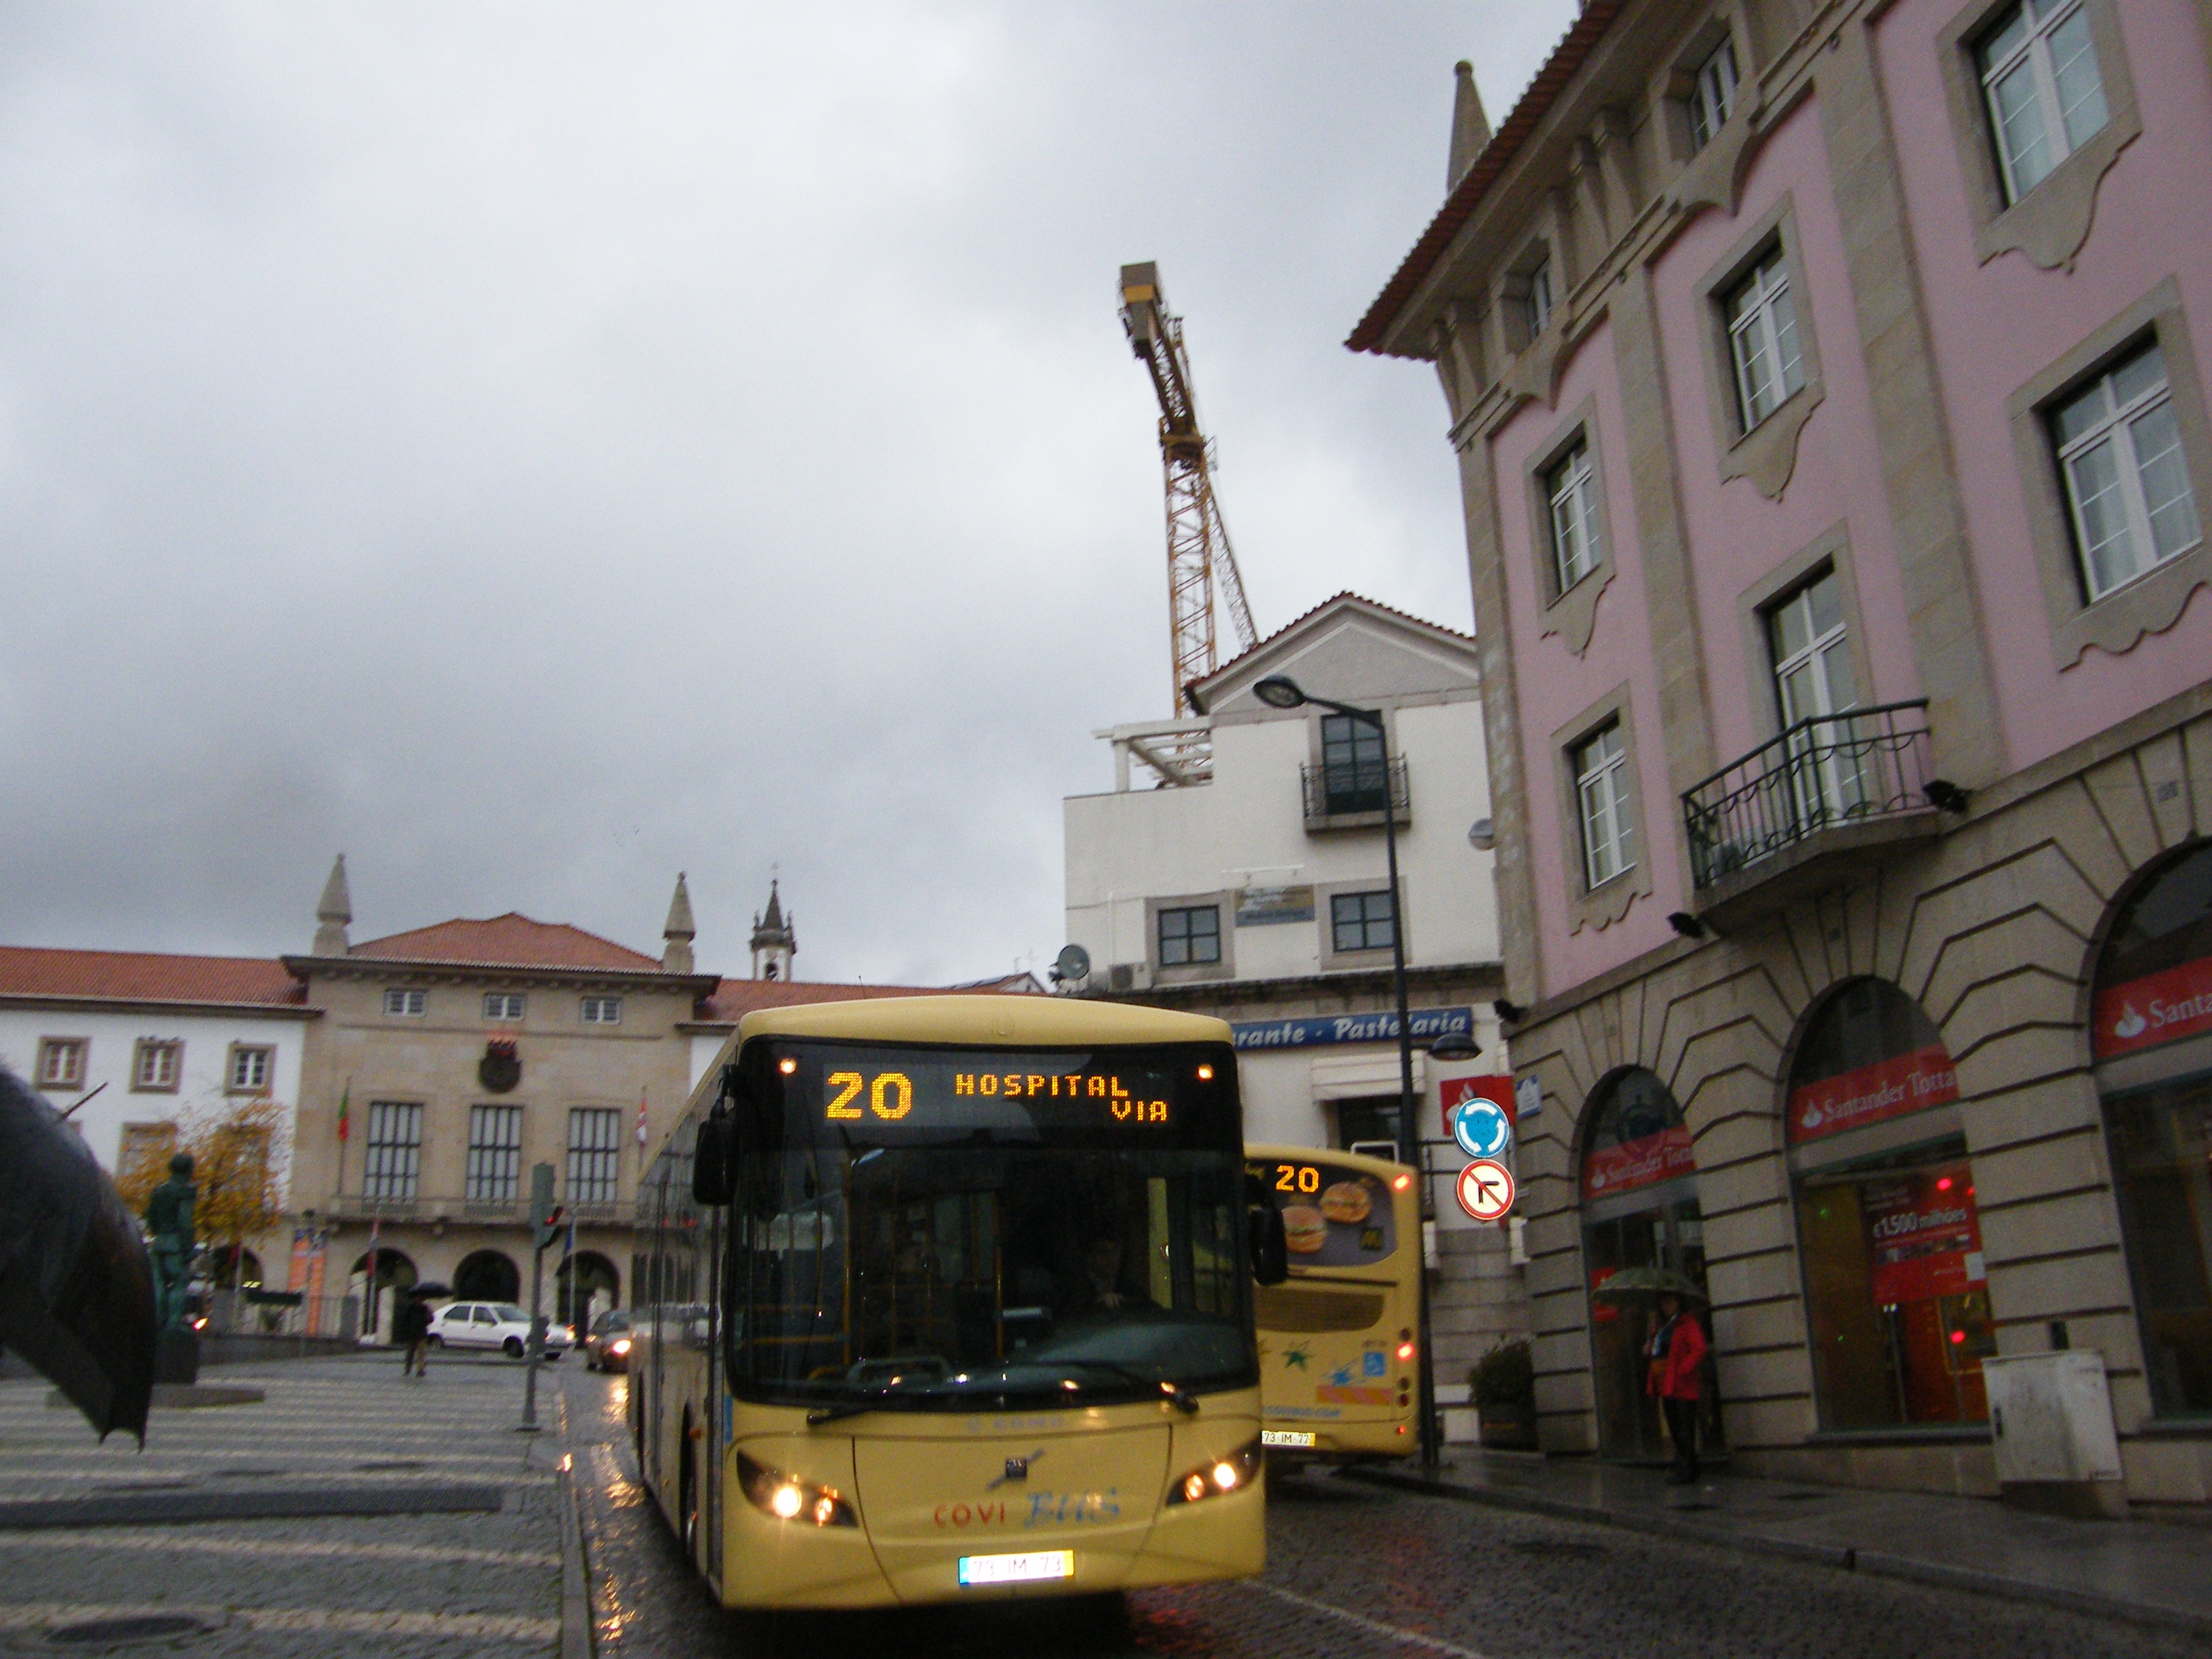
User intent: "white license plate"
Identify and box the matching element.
[1261,1430,1316,1448]
[957,1550,1074,1587]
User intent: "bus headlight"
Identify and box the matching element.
[737,1451,857,1527]
[1165,1441,1261,1506]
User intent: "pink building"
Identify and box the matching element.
[1356,0,2212,1504]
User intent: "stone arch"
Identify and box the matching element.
[349,1248,416,1342]
[453,1249,521,1305]
[556,1250,621,1327]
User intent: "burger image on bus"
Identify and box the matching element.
[1319,1181,1372,1225]
[1282,1206,1328,1254]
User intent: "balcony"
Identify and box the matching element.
[1300,756,1410,832]
[1683,700,1942,925]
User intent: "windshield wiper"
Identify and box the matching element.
[806,1394,890,1426]
[1057,1359,1200,1414]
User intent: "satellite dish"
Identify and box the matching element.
[1054,944,1092,983]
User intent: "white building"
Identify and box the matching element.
[0,947,312,1176]
[1062,592,1528,1399]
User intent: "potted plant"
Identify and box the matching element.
[1471,1338,1537,1450]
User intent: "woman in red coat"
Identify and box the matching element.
[1645,1292,1708,1485]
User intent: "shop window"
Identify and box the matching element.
[2093,841,2212,1416]
[1578,1069,1716,1462]
[1787,979,1988,1431]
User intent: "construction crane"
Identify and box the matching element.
[1119,262,1258,716]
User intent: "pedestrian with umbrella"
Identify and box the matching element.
[1593,1267,1710,1486]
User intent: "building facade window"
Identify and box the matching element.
[226,1044,274,1094]
[2092,842,2212,1417]
[35,1038,87,1090]
[568,1107,621,1206]
[1978,0,2107,203]
[1574,722,1637,888]
[2053,340,2202,601]
[384,988,427,1017]
[1546,440,1604,594]
[1725,251,1805,432]
[483,993,525,1021]
[467,1104,525,1204]
[1330,890,1397,954]
[132,1039,182,1092]
[1689,37,1740,150]
[1156,905,1221,966]
[363,1101,422,1201]
[117,1122,179,1194]
[1767,567,1870,822]
[1525,258,1555,340]
[1319,713,1389,815]
[579,996,622,1025]
[1788,979,1987,1430]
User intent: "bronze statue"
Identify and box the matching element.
[144,1152,197,1332]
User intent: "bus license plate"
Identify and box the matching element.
[1261,1430,1316,1448]
[958,1550,1074,1587]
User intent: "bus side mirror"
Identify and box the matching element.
[693,1111,735,1206]
[1246,1171,1288,1286]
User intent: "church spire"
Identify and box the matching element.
[661,872,696,975]
[749,879,796,982]
[1448,61,1491,190]
[313,854,352,956]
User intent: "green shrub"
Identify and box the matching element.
[1470,1338,1534,1409]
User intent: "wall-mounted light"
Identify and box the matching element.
[1924,779,1969,814]
[1429,1031,1480,1061]
[1467,817,1495,852]
[1493,998,1525,1025]
[1666,912,1707,939]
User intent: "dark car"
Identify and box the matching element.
[583,1309,633,1372]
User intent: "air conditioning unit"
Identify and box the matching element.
[1107,964,1136,992]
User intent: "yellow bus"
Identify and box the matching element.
[630,996,1287,1610]
[1245,1143,1422,1463]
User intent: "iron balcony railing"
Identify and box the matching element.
[1683,699,1933,890]
[1300,756,1410,826]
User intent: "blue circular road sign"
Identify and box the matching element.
[1451,1099,1512,1160]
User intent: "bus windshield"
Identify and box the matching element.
[724,1038,1254,1412]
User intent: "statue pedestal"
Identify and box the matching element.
[155,1329,200,1387]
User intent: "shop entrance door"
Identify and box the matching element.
[1584,1188,1719,1462]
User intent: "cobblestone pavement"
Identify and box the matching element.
[0,1352,568,1656]
[563,1368,2211,1659]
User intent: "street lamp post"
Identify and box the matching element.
[1251,673,1442,1471]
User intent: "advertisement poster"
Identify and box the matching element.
[1787,1044,1959,1143]
[2092,956,2212,1059]
[1580,1125,1695,1200]
[1861,1166,1984,1305]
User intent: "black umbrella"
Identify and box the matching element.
[0,1067,156,1442]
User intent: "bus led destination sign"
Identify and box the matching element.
[802,1058,1178,1130]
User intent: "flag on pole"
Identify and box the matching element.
[635,1088,648,1147]
[335,1079,352,1143]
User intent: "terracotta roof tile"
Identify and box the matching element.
[0,946,306,1008]
[346,914,661,971]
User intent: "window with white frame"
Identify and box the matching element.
[1690,37,1740,150]
[483,992,525,1021]
[1767,569,1871,822]
[132,1039,182,1092]
[363,1101,422,1201]
[1546,439,1603,593]
[2053,339,2203,600]
[1725,249,1805,432]
[568,1107,621,1206]
[1978,0,2108,203]
[1525,259,1555,340]
[467,1104,525,1204]
[1330,890,1397,954]
[384,987,427,1017]
[227,1044,274,1094]
[1157,905,1221,967]
[35,1038,87,1090]
[579,995,623,1025]
[1574,722,1637,888]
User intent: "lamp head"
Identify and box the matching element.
[1252,676,1307,710]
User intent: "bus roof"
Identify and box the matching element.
[735,994,1232,1048]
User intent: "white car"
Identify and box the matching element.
[425,1300,572,1359]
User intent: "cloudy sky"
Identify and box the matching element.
[1,3,1574,986]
